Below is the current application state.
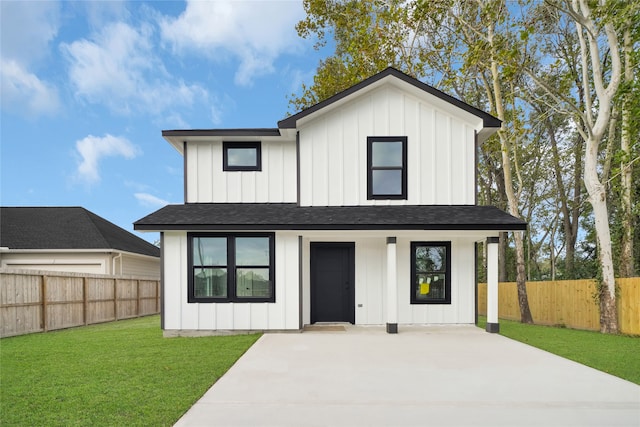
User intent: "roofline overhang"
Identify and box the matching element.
[134,223,526,232]
[162,128,282,137]
[161,128,297,154]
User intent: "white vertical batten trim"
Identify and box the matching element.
[386,237,398,332]
[486,237,499,332]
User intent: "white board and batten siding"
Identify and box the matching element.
[164,231,478,332]
[162,231,300,332]
[185,139,297,203]
[300,232,479,327]
[298,84,479,207]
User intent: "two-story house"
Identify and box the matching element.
[134,68,526,336]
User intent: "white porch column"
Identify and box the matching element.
[386,237,398,334]
[486,237,500,333]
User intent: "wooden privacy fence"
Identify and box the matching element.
[0,269,160,338]
[478,278,640,335]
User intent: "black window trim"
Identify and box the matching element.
[187,232,275,303]
[410,241,452,305]
[367,136,408,200]
[223,141,262,171]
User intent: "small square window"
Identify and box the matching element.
[223,142,261,171]
[367,137,407,199]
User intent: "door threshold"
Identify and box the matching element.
[303,323,348,332]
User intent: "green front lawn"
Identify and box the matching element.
[478,317,640,384]
[0,316,260,426]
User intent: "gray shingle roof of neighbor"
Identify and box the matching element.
[1,207,160,257]
[134,203,526,231]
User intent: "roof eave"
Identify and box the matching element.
[161,128,297,155]
[134,223,526,232]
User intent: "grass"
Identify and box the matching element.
[477,316,640,384]
[0,316,260,426]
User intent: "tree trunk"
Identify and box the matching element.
[585,135,618,333]
[546,116,580,279]
[487,18,532,324]
[513,231,532,322]
[570,0,621,333]
[619,26,635,277]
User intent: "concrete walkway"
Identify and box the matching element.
[175,325,640,426]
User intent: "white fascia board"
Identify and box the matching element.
[2,249,113,254]
[278,229,501,240]
[163,132,295,155]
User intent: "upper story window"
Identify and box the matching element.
[188,232,275,303]
[410,242,451,304]
[223,142,262,171]
[367,137,407,199]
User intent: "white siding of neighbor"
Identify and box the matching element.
[185,140,297,203]
[162,231,300,332]
[120,254,160,278]
[1,252,160,278]
[0,252,110,275]
[300,232,478,327]
[298,85,477,207]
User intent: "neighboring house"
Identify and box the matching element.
[1,207,160,278]
[135,68,526,335]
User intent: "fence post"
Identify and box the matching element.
[83,277,89,325]
[41,275,48,332]
[114,279,118,321]
[136,280,141,316]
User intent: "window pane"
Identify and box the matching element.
[372,169,402,195]
[372,141,403,167]
[227,148,257,167]
[415,273,446,301]
[236,237,270,265]
[415,246,446,272]
[194,268,227,297]
[236,268,271,298]
[193,237,226,266]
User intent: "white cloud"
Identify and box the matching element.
[0,1,60,65]
[134,192,169,207]
[75,134,140,184]
[159,0,305,85]
[61,21,208,115]
[0,1,61,117]
[1,58,60,116]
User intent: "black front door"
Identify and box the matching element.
[310,243,355,324]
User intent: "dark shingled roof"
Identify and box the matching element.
[1,207,160,257]
[134,203,526,231]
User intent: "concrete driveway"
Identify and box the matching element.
[175,325,640,426]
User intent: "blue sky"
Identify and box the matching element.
[1,0,330,243]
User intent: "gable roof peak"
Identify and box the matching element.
[278,67,500,133]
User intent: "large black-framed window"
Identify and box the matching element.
[188,232,275,303]
[367,136,407,199]
[411,241,451,304]
[223,141,262,171]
